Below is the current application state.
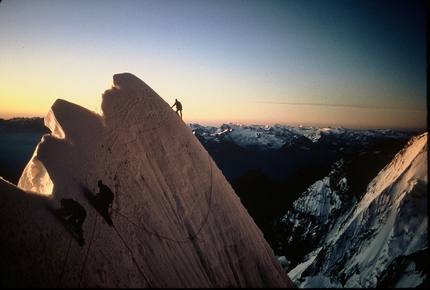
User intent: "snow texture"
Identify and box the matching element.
[0,73,294,288]
[287,132,428,288]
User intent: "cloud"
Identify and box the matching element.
[256,102,425,112]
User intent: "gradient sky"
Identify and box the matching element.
[0,0,427,131]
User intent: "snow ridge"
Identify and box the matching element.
[0,73,295,288]
[282,132,428,288]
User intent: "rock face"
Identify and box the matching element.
[285,132,428,288]
[0,73,295,288]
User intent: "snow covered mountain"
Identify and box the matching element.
[189,123,416,152]
[275,132,428,288]
[189,123,416,181]
[0,73,294,288]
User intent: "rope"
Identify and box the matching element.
[112,224,152,288]
[66,153,214,287]
[109,153,214,243]
[57,234,73,287]
[56,175,79,287]
[78,212,98,288]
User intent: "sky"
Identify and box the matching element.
[0,0,427,131]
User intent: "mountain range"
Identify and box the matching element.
[0,73,427,288]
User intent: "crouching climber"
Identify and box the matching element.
[56,198,86,246]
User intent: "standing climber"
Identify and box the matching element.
[95,180,114,222]
[171,98,183,118]
[56,198,86,245]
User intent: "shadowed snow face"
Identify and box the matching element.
[6,73,295,288]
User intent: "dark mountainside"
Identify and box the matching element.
[227,137,410,254]
[0,118,51,184]
[228,165,330,249]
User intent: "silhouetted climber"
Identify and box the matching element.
[56,198,86,245]
[95,180,114,220]
[171,98,183,118]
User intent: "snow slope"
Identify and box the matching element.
[0,73,294,288]
[285,132,428,288]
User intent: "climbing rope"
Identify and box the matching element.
[78,212,98,288]
[59,153,214,287]
[57,234,73,287]
[112,223,152,287]
[110,153,214,243]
